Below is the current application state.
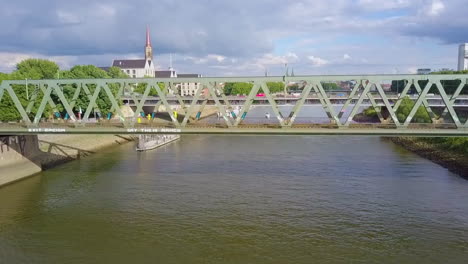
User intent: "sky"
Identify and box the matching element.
[0,0,466,76]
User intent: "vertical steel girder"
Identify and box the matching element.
[1,75,468,130]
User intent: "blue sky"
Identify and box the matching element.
[0,0,466,76]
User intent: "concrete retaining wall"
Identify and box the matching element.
[0,135,135,188]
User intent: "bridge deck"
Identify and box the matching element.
[1,123,466,136]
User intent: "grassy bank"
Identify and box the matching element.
[390,137,468,179]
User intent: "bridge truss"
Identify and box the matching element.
[0,75,468,136]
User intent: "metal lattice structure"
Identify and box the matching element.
[1,74,468,136]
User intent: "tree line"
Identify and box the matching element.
[0,59,128,122]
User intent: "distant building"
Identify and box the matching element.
[104,27,201,96]
[154,70,202,96]
[177,74,202,96]
[458,43,468,71]
[417,68,432,75]
[112,27,155,78]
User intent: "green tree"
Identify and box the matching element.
[396,97,431,123]
[59,65,122,116]
[0,59,61,121]
[321,82,340,90]
[15,58,59,79]
[231,82,254,95]
[107,66,128,79]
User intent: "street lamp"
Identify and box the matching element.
[25,78,28,100]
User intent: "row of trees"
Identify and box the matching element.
[391,69,468,95]
[0,59,128,122]
[223,82,340,96]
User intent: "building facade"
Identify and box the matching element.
[107,27,201,96]
[111,27,155,78]
[458,43,468,71]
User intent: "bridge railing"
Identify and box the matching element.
[0,74,468,133]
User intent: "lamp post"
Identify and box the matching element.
[25,78,28,100]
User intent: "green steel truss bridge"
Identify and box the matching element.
[1,74,468,136]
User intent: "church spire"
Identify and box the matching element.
[146,26,151,47]
[145,26,153,61]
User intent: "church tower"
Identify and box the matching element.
[145,26,153,61]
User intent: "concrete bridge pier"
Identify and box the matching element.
[0,136,43,187]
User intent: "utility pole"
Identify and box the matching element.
[284,63,288,97]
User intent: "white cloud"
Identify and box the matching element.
[343,54,352,60]
[307,56,329,66]
[427,0,445,16]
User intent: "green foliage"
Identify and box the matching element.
[223,82,284,95]
[0,59,62,121]
[0,60,131,122]
[321,82,340,90]
[229,82,254,95]
[363,107,377,117]
[59,65,123,115]
[396,97,431,123]
[108,66,129,78]
[15,58,59,79]
[266,82,284,93]
[133,82,165,96]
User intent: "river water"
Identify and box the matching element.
[0,135,468,263]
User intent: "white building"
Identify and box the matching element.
[107,27,201,96]
[111,27,155,78]
[458,43,468,71]
[177,74,202,96]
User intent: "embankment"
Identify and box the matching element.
[0,134,135,187]
[389,137,468,179]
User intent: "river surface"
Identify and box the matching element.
[1,136,468,263]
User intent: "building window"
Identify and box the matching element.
[133,75,136,78]
[133,70,136,74]
[126,70,130,74]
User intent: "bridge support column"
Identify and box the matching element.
[0,136,42,187]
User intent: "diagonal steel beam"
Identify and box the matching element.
[26,84,41,114]
[152,81,180,127]
[132,83,151,119]
[181,84,204,127]
[344,81,373,126]
[285,82,312,126]
[101,82,128,126]
[206,82,232,127]
[314,82,341,125]
[5,84,32,125]
[83,83,101,122]
[365,92,384,122]
[234,83,260,126]
[403,81,433,126]
[32,84,53,124]
[393,80,412,112]
[375,83,401,126]
[440,80,466,120]
[50,83,78,122]
[68,83,83,110]
[338,81,361,119]
[259,82,285,127]
[432,81,462,128]
[413,80,436,121]
[0,83,5,103]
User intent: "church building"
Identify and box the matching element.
[108,27,202,96]
[112,27,155,78]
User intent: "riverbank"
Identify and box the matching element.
[389,137,468,179]
[0,134,135,187]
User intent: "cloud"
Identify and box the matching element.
[307,56,329,66]
[427,0,445,16]
[0,0,465,75]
